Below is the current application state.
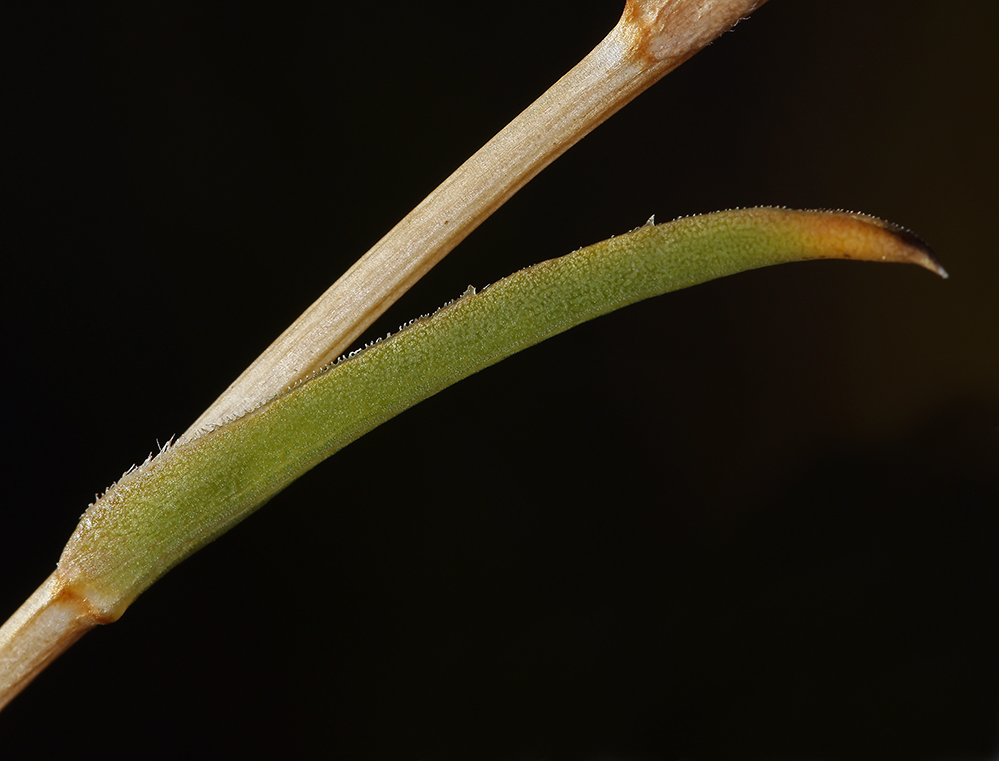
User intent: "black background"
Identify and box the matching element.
[2,1,997,758]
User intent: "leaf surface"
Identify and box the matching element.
[58,208,945,617]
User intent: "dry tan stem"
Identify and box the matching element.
[0,573,106,711]
[0,0,768,712]
[185,0,768,437]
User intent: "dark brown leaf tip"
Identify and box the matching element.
[803,209,949,280]
[878,219,948,279]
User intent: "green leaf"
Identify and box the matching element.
[57,207,945,620]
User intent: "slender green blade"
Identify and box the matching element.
[57,208,944,618]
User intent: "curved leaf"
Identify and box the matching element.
[57,207,945,619]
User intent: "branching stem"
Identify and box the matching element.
[0,0,770,712]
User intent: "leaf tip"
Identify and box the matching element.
[879,220,948,279]
[785,208,948,280]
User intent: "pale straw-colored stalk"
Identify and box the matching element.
[184,0,768,437]
[0,0,768,712]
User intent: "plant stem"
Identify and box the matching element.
[184,0,768,437]
[0,574,106,711]
[0,0,770,713]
